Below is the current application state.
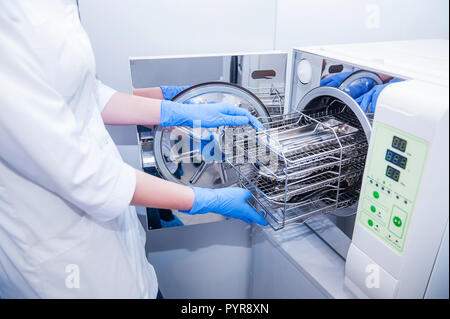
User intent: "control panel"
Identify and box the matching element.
[358,122,429,253]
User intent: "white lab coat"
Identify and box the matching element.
[0,0,157,298]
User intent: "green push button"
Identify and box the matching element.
[393,216,402,227]
[373,191,380,199]
[370,205,376,213]
[368,219,374,227]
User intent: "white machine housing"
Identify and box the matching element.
[291,40,448,298]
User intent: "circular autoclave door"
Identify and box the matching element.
[153,82,270,188]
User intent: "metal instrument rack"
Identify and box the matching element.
[225,108,368,230]
[248,85,285,115]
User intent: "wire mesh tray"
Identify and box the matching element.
[248,85,285,115]
[225,109,368,230]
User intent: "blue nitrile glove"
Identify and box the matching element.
[321,71,376,99]
[341,77,377,99]
[320,71,353,87]
[180,187,268,226]
[355,78,404,112]
[160,85,191,100]
[160,100,264,131]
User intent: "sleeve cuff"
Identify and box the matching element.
[96,80,117,112]
[90,163,136,222]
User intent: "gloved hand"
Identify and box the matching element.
[161,100,264,130]
[355,78,404,112]
[160,85,191,100]
[341,77,377,99]
[321,71,377,99]
[180,186,268,226]
[320,71,353,87]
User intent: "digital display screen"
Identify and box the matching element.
[386,165,400,182]
[385,149,407,169]
[392,136,407,152]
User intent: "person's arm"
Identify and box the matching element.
[133,87,164,100]
[101,91,162,126]
[133,86,191,100]
[130,169,267,225]
[100,90,264,130]
[100,85,190,126]
[131,169,194,211]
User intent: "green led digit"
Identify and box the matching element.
[386,151,392,161]
[401,158,407,167]
[386,166,393,177]
[393,138,399,148]
[400,140,407,151]
[393,170,400,181]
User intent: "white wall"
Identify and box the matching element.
[274,0,449,51]
[79,0,277,94]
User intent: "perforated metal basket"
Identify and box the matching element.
[225,88,371,230]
